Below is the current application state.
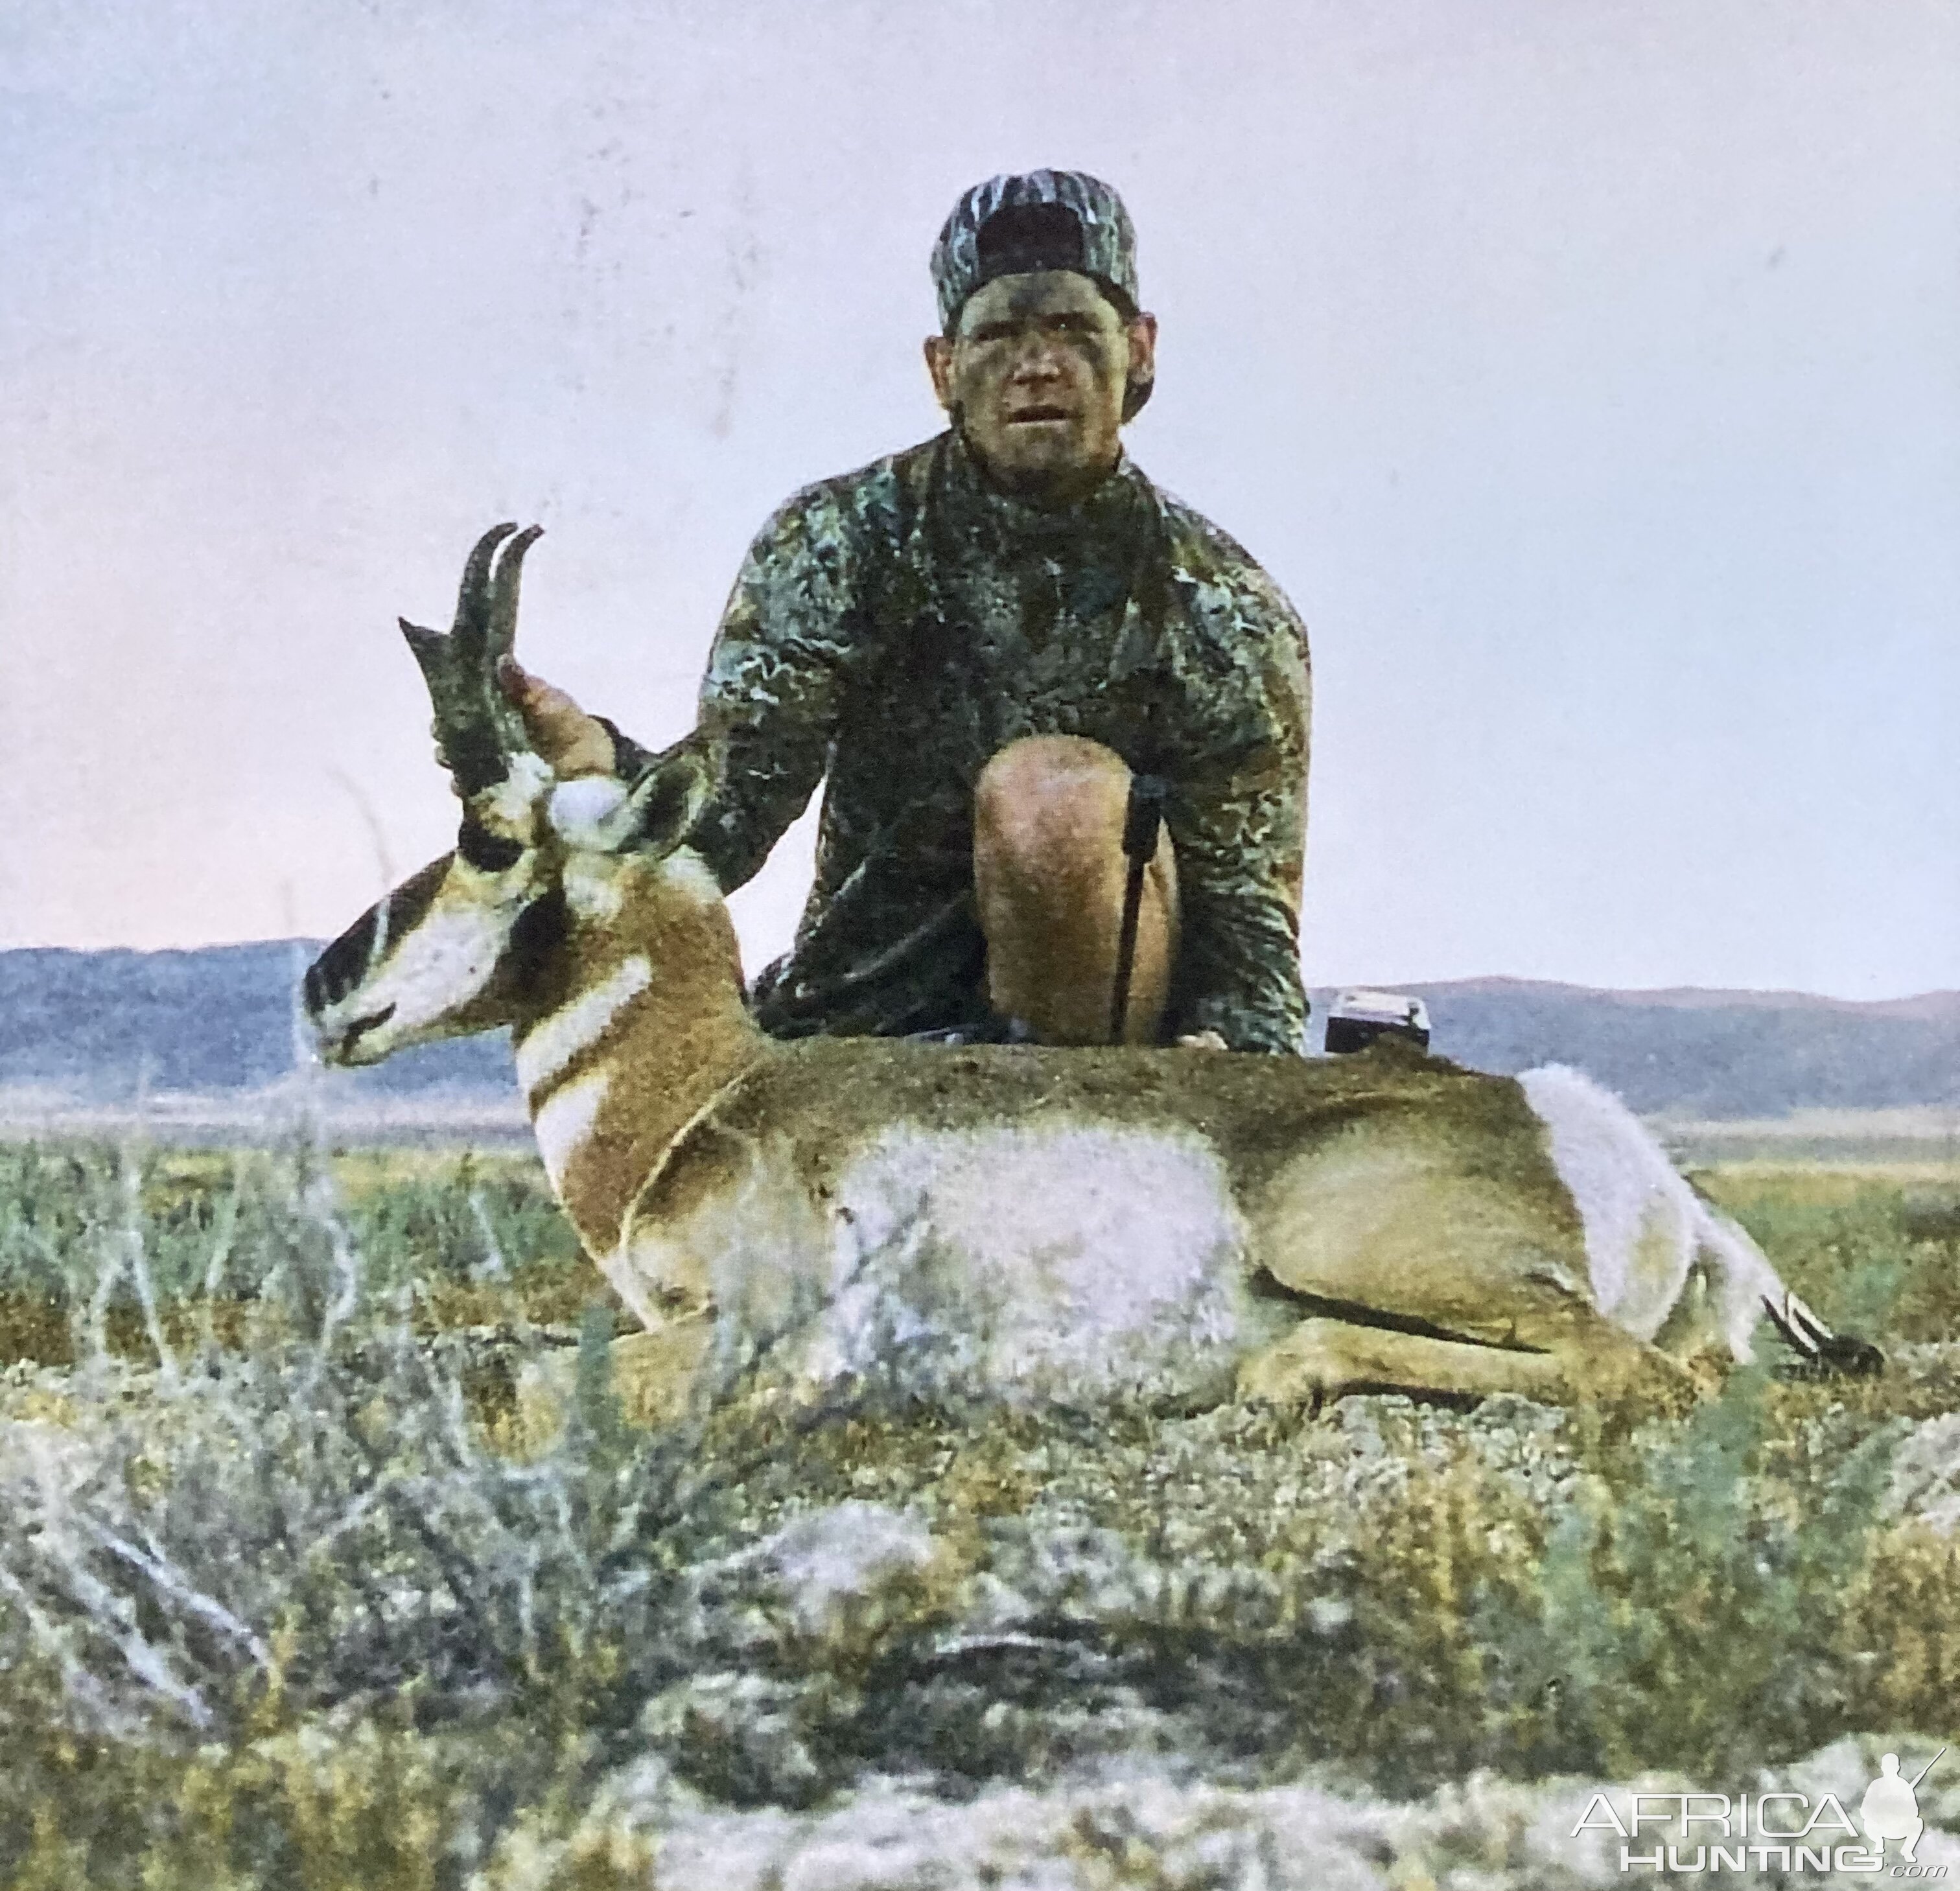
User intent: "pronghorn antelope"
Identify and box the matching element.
[305,525,1879,1418]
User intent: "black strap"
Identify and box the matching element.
[1110,773,1168,1043]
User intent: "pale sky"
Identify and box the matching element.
[3,0,1955,999]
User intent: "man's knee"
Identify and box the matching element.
[973,736,1132,879]
[972,736,1178,1045]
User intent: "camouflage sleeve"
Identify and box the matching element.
[1163,575,1312,1055]
[686,480,867,893]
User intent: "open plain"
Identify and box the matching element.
[0,1126,1954,1886]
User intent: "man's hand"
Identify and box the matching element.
[498,660,617,777]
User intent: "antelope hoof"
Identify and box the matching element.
[1821,1332,1887,1377]
[1784,1332,1887,1382]
[1236,1320,1348,1410]
[608,1323,714,1424]
[506,1320,710,1453]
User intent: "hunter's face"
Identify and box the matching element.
[926,272,1156,503]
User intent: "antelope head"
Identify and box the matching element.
[305,523,714,1069]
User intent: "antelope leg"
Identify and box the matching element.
[1237,1315,1700,1410]
[607,1317,715,1426]
[511,1315,713,1446]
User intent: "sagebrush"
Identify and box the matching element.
[0,1137,1953,1887]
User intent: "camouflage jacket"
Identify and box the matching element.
[641,429,1311,1052]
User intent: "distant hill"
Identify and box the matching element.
[0,944,1953,1122]
[1323,979,1960,1118]
[0,943,514,1102]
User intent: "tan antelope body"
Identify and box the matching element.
[305,527,1878,1417]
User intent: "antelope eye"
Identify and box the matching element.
[458,816,526,873]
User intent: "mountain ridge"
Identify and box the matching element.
[0,942,1953,1120]
[1410,974,1960,1021]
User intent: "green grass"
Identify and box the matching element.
[0,1141,594,1363]
[1701,1163,1960,1349]
[0,1143,1954,1887]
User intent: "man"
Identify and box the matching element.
[509,169,1311,1052]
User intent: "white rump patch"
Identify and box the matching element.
[515,956,651,1095]
[1519,1064,1780,1358]
[617,1122,1258,1409]
[533,1067,610,1191]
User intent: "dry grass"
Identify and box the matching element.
[0,1140,1953,1886]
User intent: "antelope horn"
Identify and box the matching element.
[456,521,519,631]
[487,526,544,752]
[401,522,544,797]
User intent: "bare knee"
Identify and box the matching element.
[974,736,1132,868]
[973,736,1177,1045]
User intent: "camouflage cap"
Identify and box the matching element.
[931,170,1140,331]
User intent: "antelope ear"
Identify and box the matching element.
[620,747,713,856]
